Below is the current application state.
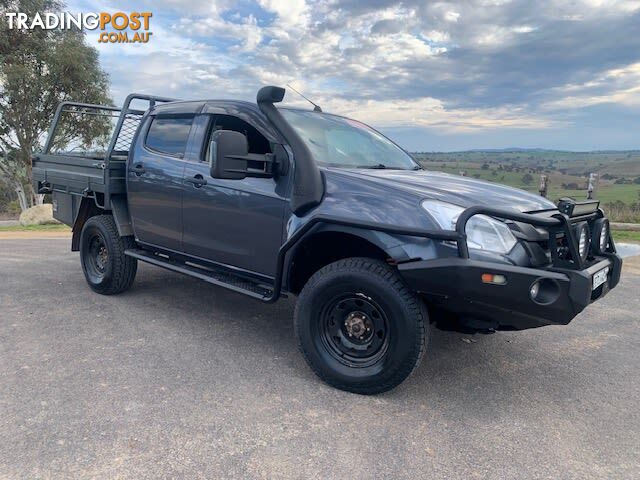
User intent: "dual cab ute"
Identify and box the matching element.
[33,86,622,394]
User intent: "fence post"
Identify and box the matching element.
[587,173,599,200]
[539,174,548,198]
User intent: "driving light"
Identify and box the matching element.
[530,281,540,299]
[421,200,517,255]
[573,222,590,261]
[592,218,609,254]
[600,223,608,251]
[529,278,560,305]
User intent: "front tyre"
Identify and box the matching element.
[294,258,428,394]
[80,215,137,295]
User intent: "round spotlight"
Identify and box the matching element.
[579,228,588,256]
[573,222,590,261]
[530,282,540,299]
[529,278,560,305]
[592,218,609,254]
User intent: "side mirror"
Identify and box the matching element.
[208,130,248,180]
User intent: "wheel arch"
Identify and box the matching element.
[71,197,101,251]
[285,227,401,295]
[71,195,133,251]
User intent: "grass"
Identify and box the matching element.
[612,230,640,244]
[414,150,640,178]
[0,223,71,232]
[539,185,640,205]
[419,161,640,219]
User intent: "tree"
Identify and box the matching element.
[0,0,112,210]
[521,173,533,185]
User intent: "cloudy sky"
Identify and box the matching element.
[68,0,640,151]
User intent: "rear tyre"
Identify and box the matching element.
[80,215,137,295]
[294,257,428,394]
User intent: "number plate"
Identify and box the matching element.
[592,267,609,290]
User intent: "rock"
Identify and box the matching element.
[18,204,61,226]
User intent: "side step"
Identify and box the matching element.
[125,249,276,301]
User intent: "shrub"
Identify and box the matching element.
[603,201,640,223]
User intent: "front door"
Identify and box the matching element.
[127,114,194,251]
[181,114,287,276]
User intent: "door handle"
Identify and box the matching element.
[132,163,146,175]
[187,174,207,188]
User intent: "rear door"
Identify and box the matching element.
[127,114,194,251]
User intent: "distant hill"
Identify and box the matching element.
[412,150,640,178]
[412,150,640,215]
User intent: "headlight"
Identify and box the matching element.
[421,200,517,255]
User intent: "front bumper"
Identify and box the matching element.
[398,253,622,330]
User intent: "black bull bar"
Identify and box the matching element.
[454,204,615,269]
[268,201,618,304]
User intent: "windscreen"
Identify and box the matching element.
[280,109,419,170]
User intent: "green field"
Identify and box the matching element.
[414,150,640,177]
[414,150,640,221]
[611,230,640,243]
[418,163,639,204]
[0,223,70,232]
[612,230,640,243]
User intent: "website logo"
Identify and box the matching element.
[4,11,153,44]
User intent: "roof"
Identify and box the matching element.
[152,99,282,142]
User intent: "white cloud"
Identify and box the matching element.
[544,62,640,109]
[257,0,309,27]
[304,97,558,132]
[444,11,460,22]
[65,0,640,143]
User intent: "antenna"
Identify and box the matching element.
[286,83,322,112]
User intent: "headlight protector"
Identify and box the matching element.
[421,200,517,255]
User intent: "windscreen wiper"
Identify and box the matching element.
[357,163,389,169]
[359,164,416,170]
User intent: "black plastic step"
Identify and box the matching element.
[125,249,275,301]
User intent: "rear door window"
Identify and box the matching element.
[145,116,194,156]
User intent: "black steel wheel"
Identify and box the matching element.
[319,293,389,368]
[83,231,109,283]
[79,215,137,295]
[295,257,428,394]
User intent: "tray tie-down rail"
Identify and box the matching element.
[42,93,178,158]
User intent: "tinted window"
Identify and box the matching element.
[205,115,271,159]
[146,116,193,155]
